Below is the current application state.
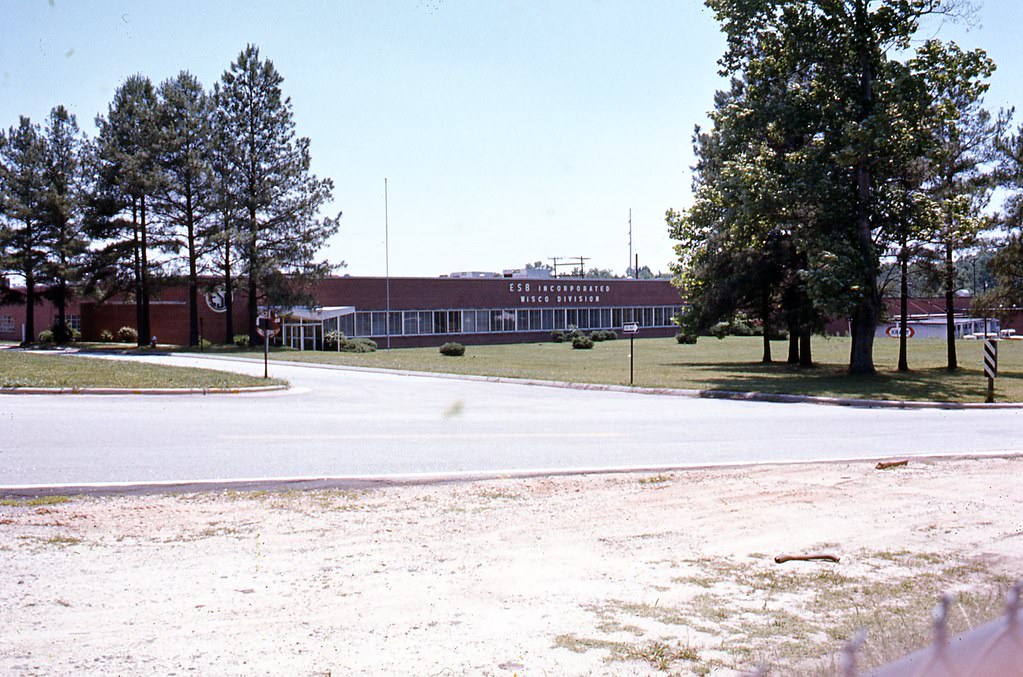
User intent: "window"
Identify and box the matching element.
[599,308,612,328]
[516,310,529,331]
[529,309,541,332]
[341,314,355,337]
[66,314,81,331]
[553,309,566,330]
[389,312,403,335]
[419,311,434,334]
[403,312,419,335]
[462,310,477,333]
[434,311,448,334]
[476,310,490,332]
[356,312,372,336]
[372,312,388,336]
[491,309,515,332]
[0,315,13,333]
[612,308,623,328]
[447,311,462,334]
[541,309,554,331]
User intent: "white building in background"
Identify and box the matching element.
[876,314,999,340]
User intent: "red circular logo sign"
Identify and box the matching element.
[885,325,915,338]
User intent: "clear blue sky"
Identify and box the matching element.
[2,1,1020,278]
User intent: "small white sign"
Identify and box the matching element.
[623,322,639,334]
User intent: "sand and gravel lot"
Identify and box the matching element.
[2,456,1021,676]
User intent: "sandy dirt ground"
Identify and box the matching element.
[2,456,1022,676]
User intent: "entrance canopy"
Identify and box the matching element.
[281,306,356,322]
[278,306,356,350]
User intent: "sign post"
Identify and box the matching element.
[623,322,639,385]
[984,338,998,403]
[256,312,281,379]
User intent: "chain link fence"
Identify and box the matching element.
[842,580,1023,676]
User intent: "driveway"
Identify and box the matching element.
[2,353,1020,487]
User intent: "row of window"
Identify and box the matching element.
[328,306,682,338]
[0,315,79,335]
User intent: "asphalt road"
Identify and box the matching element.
[2,353,1021,487]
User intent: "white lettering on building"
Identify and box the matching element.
[511,283,610,304]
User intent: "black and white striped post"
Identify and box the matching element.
[984,338,998,403]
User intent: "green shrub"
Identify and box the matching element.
[709,321,730,340]
[116,326,138,343]
[37,329,54,344]
[590,329,618,342]
[728,318,755,336]
[99,329,114,342]
[551,329,566,343]
[571,335,594,349]
[324,330,345,351]
[233,334,251,348]
[323,334,377,352]
[675,332,698,344]
[439,342,465,356]
[50,322,76,344]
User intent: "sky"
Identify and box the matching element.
[2,1,1021,278]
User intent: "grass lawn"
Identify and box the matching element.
[227,335,1022,403]
[0,349,283,389]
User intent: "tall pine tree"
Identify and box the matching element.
[0,117,46,343]
[215,45,340,343]
[153,72,215,346]
[93,74,162,346]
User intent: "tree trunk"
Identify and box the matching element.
[247,207,260,344]
[57,276,68,338]
[848,0,878,376]
[23,269,35,344]
[139,195,151,346]
[248,274,259,345]
[898,237,909,372]
[132,199,143,343]
[944,240,957,370]
[849,299,878,375]
[799,326,813,368]
[761,291,772,364]
[186,195,199,347]
[787,319,799,364]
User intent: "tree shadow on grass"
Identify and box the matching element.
[662,360,995,403]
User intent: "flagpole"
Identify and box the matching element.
[385,178,391,351]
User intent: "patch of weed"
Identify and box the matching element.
[0,495,72,507]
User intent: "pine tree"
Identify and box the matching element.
[38,105,89,342]
[215,44,340,343]
[153,72,215,346]
[0,117,47,343]
[93,74,162,346]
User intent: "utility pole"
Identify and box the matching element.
[384,178,390,351]
[628,208,633,278]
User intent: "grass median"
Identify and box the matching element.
[0,349,283,390]
[243,335,1021,403]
